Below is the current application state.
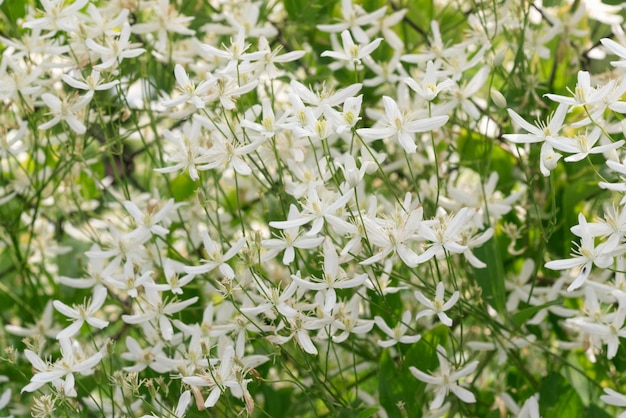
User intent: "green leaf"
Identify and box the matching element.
[262,386,294,418]
[356,407,381,418]
[539,373,584,418]
[584,404,613,418]
[557,176,599,254]
[378,326,448,418]
[378,350,415,418]
[170,174,198,201]
[511,299,563,328]
[472,236,506,315]
[0,0,27,24]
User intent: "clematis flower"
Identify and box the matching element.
[53,287,109,339]
[184,231,245,279]
[22,338,103,396]
[601,388,626,418]
[161,64,215,109]
[122,291,198,341]
[316,0,387,43]
[414,282,459,327]
[545,213,618,291]
[409,345,478,409]
[374,311,421,347]
[38,93,89,135]
[357,96,448,153]
[85,23,146,70]
[321,29,382,68]
[503,103,569,176]
[404,60,454,101]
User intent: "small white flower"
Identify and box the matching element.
[404,60,454,101]
[374,311,421,347]
[409,345,478,409]
[321,29,382,67]
[545,213,617,292]
[601,388,626,418]
[414,282,459,327]
[53,287,109,339]
[38,93,89,134]
[357,96,448,153]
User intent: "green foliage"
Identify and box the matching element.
[0,0,27,25]
[539,373,585,418]
[473,236,507,315]
[379,326,447,418]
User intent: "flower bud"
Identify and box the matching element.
[491,88,507,109]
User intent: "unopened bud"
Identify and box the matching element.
[491,88,507,109]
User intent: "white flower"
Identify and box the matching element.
[545,213,617,292]
[184,231,245,279]
[252,36,306,79]
[502,103,570,176]
[568,304,626,359]
[316,0,387,43]
[182,345,239,408]
[321,29,382,67]
[62,69,119,100]
[602,37,626,67]
[53,287,109,339]
[38,93,89,135]
[22,338,104,396]
[130,0,195,52]
[544,70,615,108]
[374,311,421,347]
[445,66,490,120]
[161,64,215,109]
[409,345,478,409]
[357,96,448,153]
[415,208,474,264]
[291,238,367,312]
[414,282,459,326]
[404,60,454,101]
[23,0,89,32]
[547,127,624,163]
[241,279,299,319]
[503,104,569,145]
[5,300,61,339]
[86,23,146,70]
[360,200,423,267]
[289,80,362,119]
[154,121,213,181]
[262,205,325,265]
[200,29,265,74]
[121,336,170,373]
[268,311,328,355]
[601,388,626,418]
[269,188,354,237]
[122,198,180,238]
[122,292,198,341]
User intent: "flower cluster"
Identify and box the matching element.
[2,0,626,417]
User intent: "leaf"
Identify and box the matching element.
[378,350,415,418]
[557,176,599,254]
[262,386,294,418]
[378,326,448,418]
[511,299,563,328]
[170,174,198,201]
[584,404,613,418]
[0,0,27,24]
[356,407,381,418]
[472,236,507,315]
[539,373,584,418]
